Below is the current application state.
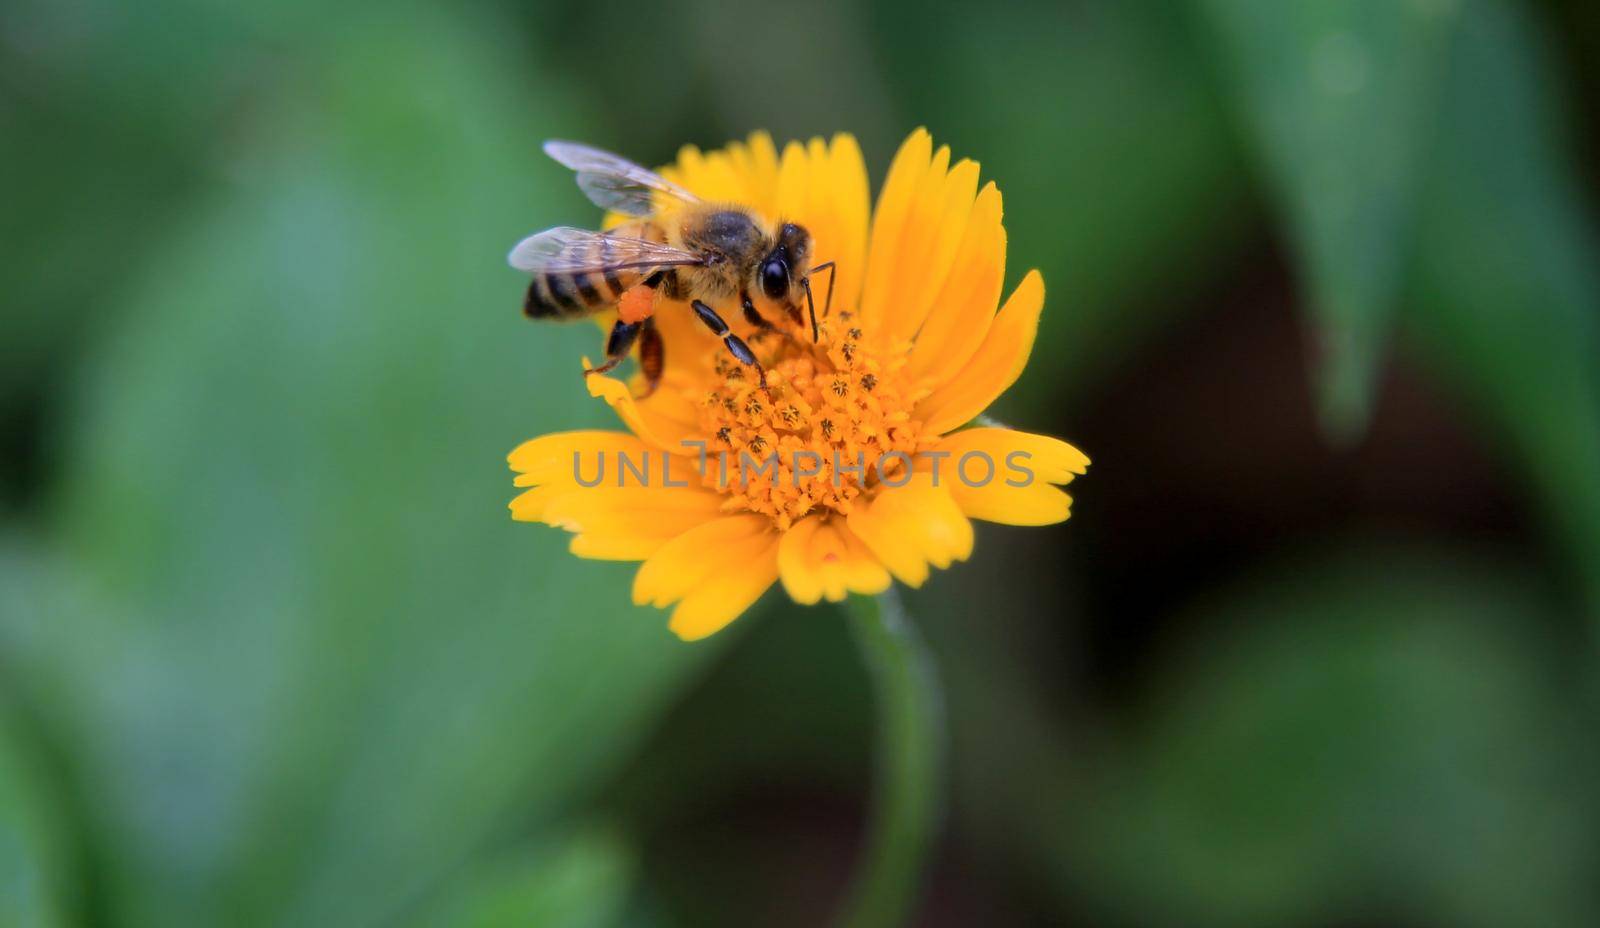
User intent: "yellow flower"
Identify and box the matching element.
[508,129,1089,640]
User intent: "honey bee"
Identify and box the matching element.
[508,140,835,396]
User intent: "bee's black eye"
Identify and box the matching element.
[760,259,788,299]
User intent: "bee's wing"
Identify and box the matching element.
[507,226,705,275]
[543,140,701,217]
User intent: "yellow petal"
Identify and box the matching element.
[508,430,653,484]
[509,484,570,523]
[543,486,726,531]
[771,134,871,327]
[775,140,811,232]
[508,431,677,525]
[632,514,772,607]
[840,528,895,594]
[858,128,932,337]
[887,158,981,345]
[820,134,870,313]
[777,515,892,605]
[656,131,783,216]
[914,270,1045,434]
[930,428,1090,526]
[667,535,781,640]
[585,366,702,452]
[609,132,783,231]
[845,473,973,586]
[535,485,728,562]
[868,143,953,343]
[722,131,782,217]
[776,516,825,603]
[668,144,740,205]
[551,504,729,560]
[630,514,781,640]
[569,530,685,562]
[935,427,1089,482]
[906,182,1006,383]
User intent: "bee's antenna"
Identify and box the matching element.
[810,261,837,319]
[801,278,820,343]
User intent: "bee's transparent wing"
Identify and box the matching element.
[543,140,701,217]
[507,226,705,274]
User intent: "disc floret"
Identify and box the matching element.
[697,315,930,530]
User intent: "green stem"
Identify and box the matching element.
[838,588,944,928]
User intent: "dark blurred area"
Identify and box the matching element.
[4,0,1600,926]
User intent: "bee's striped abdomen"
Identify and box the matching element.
[523,232,643,319]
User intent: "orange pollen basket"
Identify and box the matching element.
[696,313,931,531]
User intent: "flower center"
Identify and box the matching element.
[695,312,928,530]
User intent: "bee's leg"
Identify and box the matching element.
[740,292,772,331]
[806,260,836,342]
[800,279,819,343]
[810,262,837,317]
[692,299,769,396]
[637,317,664,397]
[585,319,643,377]
[741,292,803,349]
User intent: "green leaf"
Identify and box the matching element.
[1081,545,1596,928]
[1405,0,1600,613]
[1195,0,1458,440]
[0,0,365,405]
[416,827,635,928]
[24,10,721,927]
[0,696,72,928]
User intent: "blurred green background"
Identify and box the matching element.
[3,0,1600,924]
